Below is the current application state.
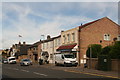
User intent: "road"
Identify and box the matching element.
[2,63,119,80]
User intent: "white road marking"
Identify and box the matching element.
[13,68,19,70]
[6,67,12,69]
[33,72,47,76]
[21,69,29,72]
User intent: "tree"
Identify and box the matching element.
[86,44,102,58]
[109,41,120,59]
[100,46,112,55]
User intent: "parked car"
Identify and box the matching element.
[2,59,8,64]
[54,53,78,67]
[20,59,32,66]
[7,57,16,64]
[38,51,49,65]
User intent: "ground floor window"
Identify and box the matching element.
[50,54,53,60]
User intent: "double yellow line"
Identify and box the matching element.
[64,69,120,79]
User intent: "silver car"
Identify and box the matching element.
[20,59,32,66]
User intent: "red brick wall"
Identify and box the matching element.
[79,17,119,60]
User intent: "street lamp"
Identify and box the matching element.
[41,35,45,40]
[90,45,92,69]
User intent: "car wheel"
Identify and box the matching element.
[55,61,59,66]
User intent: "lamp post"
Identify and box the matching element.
[90,45,92,69]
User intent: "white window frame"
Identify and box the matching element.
[118,35,120,41]
[72,33,75,42]
[104,34,110,41]
[67,34,70,42]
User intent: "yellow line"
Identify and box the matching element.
[64,70,120,79]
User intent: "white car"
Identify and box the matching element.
[7,57,16,64]
[20,59,32,66]
[54,53,78,67]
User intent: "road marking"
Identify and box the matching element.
[21,69,29,72]
[13,68,19,71]
[64,70,120,79]
[33,72,47,76]
[6,67,12,69]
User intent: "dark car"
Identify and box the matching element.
[20,59,32,66]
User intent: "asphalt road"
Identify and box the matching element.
[2,63,119,80]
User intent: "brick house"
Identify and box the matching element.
[78,17,120,67]
[57,28,79,63]
[18,42,31,61]
[28,41,41,62]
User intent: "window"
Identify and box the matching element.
[63,35,66,43]
[72,33,75,42]
[67,34,70,42]
[55,39,57,47]
[50,42,53,48]
[43,43,45,49]
[104,34,110,41]
[118,35,120,41]
[50,54,53,59]
[58,38,61,46]
[47,42,49,49]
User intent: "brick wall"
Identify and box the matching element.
[87,58,120,71]
[79,17,119,64]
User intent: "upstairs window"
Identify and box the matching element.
[72,33,75,42]
[67,34,70,42]
[118,35,120,41]
[104,34,110,41]
[63,35,66,43]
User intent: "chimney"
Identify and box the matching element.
[81,23,82,26]
[23,42,26,45]
[19,41,21,45]
[61,30,64,32]
[47,35,51,40]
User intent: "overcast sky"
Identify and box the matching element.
[1,0,119,49]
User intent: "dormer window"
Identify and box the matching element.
[104,34,110,41]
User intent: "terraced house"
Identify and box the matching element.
[40,35,61,63]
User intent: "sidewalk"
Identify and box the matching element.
[63,67,119,79]
[38,63,120,79]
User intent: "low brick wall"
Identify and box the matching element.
[86,58,120,71]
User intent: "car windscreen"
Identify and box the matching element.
[64,55,75,58]
[9,58,15,61]
[22,59,30,61]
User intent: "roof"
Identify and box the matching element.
[57,43,77,51]
[79,17,120,29]
[41,35,61,43]
[20,45,31,55]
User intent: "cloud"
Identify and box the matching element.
[2,0,120,2]
[2,2,118,49]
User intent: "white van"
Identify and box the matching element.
[7,57,16,64]
[54,53,78,67]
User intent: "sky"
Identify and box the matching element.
[1,0,119,49]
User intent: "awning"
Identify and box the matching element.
[57,43,77,52]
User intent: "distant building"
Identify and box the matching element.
[27,41,41,62]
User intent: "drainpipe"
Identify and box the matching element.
[78,26,81,66]
[52,39,54,64]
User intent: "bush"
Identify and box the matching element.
[100,46,112,55]
[86,44,102,58]
[109,41,120,59]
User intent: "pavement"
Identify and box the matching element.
[36,63,120,79]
